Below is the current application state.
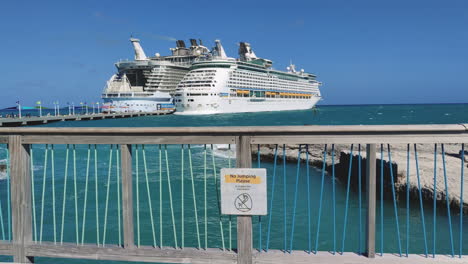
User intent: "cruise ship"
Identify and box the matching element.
[102,38,208,113]
[174,41,322,115]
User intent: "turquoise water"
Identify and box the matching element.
[2,103,468,127]
[1,104,468,263]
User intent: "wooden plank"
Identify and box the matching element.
[253,250,468,264]
[9,135,34,263]
[21,135,236,145]
[0,124,467,135]
[250,134,468,144]
[1,124,467,145]
[0,241,13,255]
[235,136,250,168]
[120,144,134,249]
[236,136,253,264]
[237,216,252,264]
[366,144,376,258]
[10,241,468,264]
[25,243,236,264]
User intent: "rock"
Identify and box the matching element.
[0,163,6,180]
[252,143,468,213]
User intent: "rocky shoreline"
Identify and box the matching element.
[1,145,467,213]
[253,144,468,214]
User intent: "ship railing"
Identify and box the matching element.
[193,56,236,63]
[115,59,191,67]
[147,60,192,67]
[103,91,161,98]
[0,125,467,264]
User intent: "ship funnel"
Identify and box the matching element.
[176,40,186,48]
[130,38,147,60]
[214,39,227,58]
[199,39,203,46]
[189,39,198,46]
[189,39,209,56]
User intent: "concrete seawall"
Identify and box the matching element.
[253,144,468,214]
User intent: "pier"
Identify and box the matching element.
[0,111,173,127]
[0,125,467,263]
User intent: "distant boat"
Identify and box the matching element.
[1,106,36,111]
[0,106,17,110]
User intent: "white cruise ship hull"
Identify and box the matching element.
[175,96,320,115]
[102,91,175,113]
[174,43,322,116]
[102,97,175,113]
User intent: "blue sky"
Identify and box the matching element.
[0,0,467,108]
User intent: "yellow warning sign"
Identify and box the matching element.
[224,174,262,184]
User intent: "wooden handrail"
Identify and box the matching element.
[0,124,467,135]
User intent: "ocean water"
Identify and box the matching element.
[1,104,468,263]
[2,103,468,127]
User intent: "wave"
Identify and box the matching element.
[211,144,236,159]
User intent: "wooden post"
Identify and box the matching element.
[236,136,252,264]
[366,144,376,258]
[9,135,34,263]
[120,144,134,249]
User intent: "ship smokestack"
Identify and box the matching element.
[189,39,198,46]
[199,39,203,46]
[130,38,147,60]
[176,40,186,48]
[214,40,227,58]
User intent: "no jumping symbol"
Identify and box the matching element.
[234,193,252,212]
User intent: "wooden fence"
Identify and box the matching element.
[1,125,468,263]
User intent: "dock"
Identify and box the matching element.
[0,111,173,127]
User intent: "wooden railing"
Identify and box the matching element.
[1,124,468,264]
